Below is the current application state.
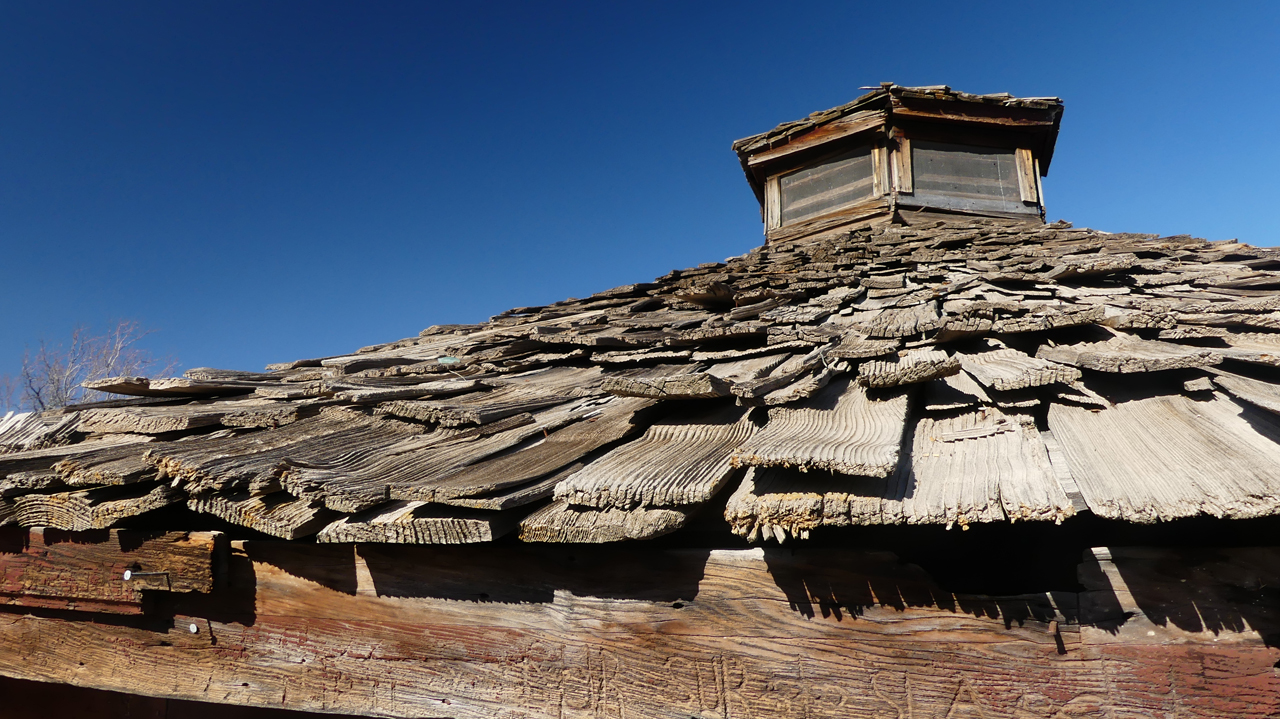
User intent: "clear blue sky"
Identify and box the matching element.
[2,1,1277,378]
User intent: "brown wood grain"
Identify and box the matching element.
[0,528,222,614]
[0,542,1275,717]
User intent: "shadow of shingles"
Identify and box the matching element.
[762,548,948,621]
[0,526,27,553]
[1109,546,1280,645]
[149,546,259,627]
[248,542,359,595]
[357,544,712,605]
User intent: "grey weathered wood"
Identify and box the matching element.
[80,376,259,397]
[332,379,485,403]
[77,400,280,435]
[54,444,153,487]
[922,370,991,410]
[1208,369,1280,415]
[1048,393,1280,522]
[731,343,834,400]
[1218,333,1280,366]
[376,385,572,427]
[555,404,754,509]
[889,410,1073,528]
[602,372,731,400]
[857,348,960,388]
[1036,335,1223,373]
[395,397,655,504]
[519,500,687,542]
[827,334,900,360]
[863,301,941,337]
[733,377,908,476]
[318,501,516,544]
[153,409,423,496]
[439,462,583,511]
[957,347,1081,390]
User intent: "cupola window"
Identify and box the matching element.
[909,141,1039,214]
[733,84,1062,241]
[778,146,875,226]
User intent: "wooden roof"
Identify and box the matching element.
[731,84,1065,204]
[4,214,1280,544]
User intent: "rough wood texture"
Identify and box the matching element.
[555,404,754,509]
[318,501,516,544]
[8,205,1280,537]
[1049,393,1280,522]
[0,541,1276,718]
[958,347,1081,391]
[391,397,654,504]
[188,492,339,540]
[377,387,571,427]
[602,372,731,399]
[733,378,908,476]
[857,348,960,388]
[0,528,220,614]
[1210,369,1280,415]
[1036,335,1223,373]
[12,483,182,531]
[519,500,688,542]
[890,409,1074,528]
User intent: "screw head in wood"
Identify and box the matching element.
[123,569,132,581]
[189,623,199,634]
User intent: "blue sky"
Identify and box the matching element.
[1,1,1277,380]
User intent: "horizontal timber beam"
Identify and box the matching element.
[0,541,1275,718]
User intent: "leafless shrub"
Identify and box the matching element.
[4,321,178,412]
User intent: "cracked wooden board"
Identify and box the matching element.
[957,347,1081,391]
[733,377,908,476]
[887,409,1074,528]
[555,404,754,510]
[1048,393,1280,522]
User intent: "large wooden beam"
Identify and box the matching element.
[0,541,1276,718]
[0,528,222,614]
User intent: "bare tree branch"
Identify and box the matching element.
[0,374,16,414]
[4,321,178,412]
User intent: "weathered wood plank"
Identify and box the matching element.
[733,377,908,476]
[0,542,1275,718]
[890,409,1074,528]
[957,347,1081,390]
[80,376,259,398]
[318,501,516,544]
[188,492,339,540]
[390,397,655,505]
[519,500,688,542]
[555,404,754,509]
[857,348,960,388]
[0,528,220,614]
[1048,393,1280,522]
[1036,335,1222,373]
[12,483,182,531]
[601,372,731,400]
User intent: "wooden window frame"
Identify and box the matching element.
[892,136,1043,215]
[763,141,888,232]
[764,176,781,231]
[892,138,913,194]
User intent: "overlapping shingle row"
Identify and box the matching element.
[4,214,1280,543]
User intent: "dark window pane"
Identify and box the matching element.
[779,147,874,225]
[911,141,1032,214]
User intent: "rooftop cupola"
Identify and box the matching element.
[732,83,1064,242]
